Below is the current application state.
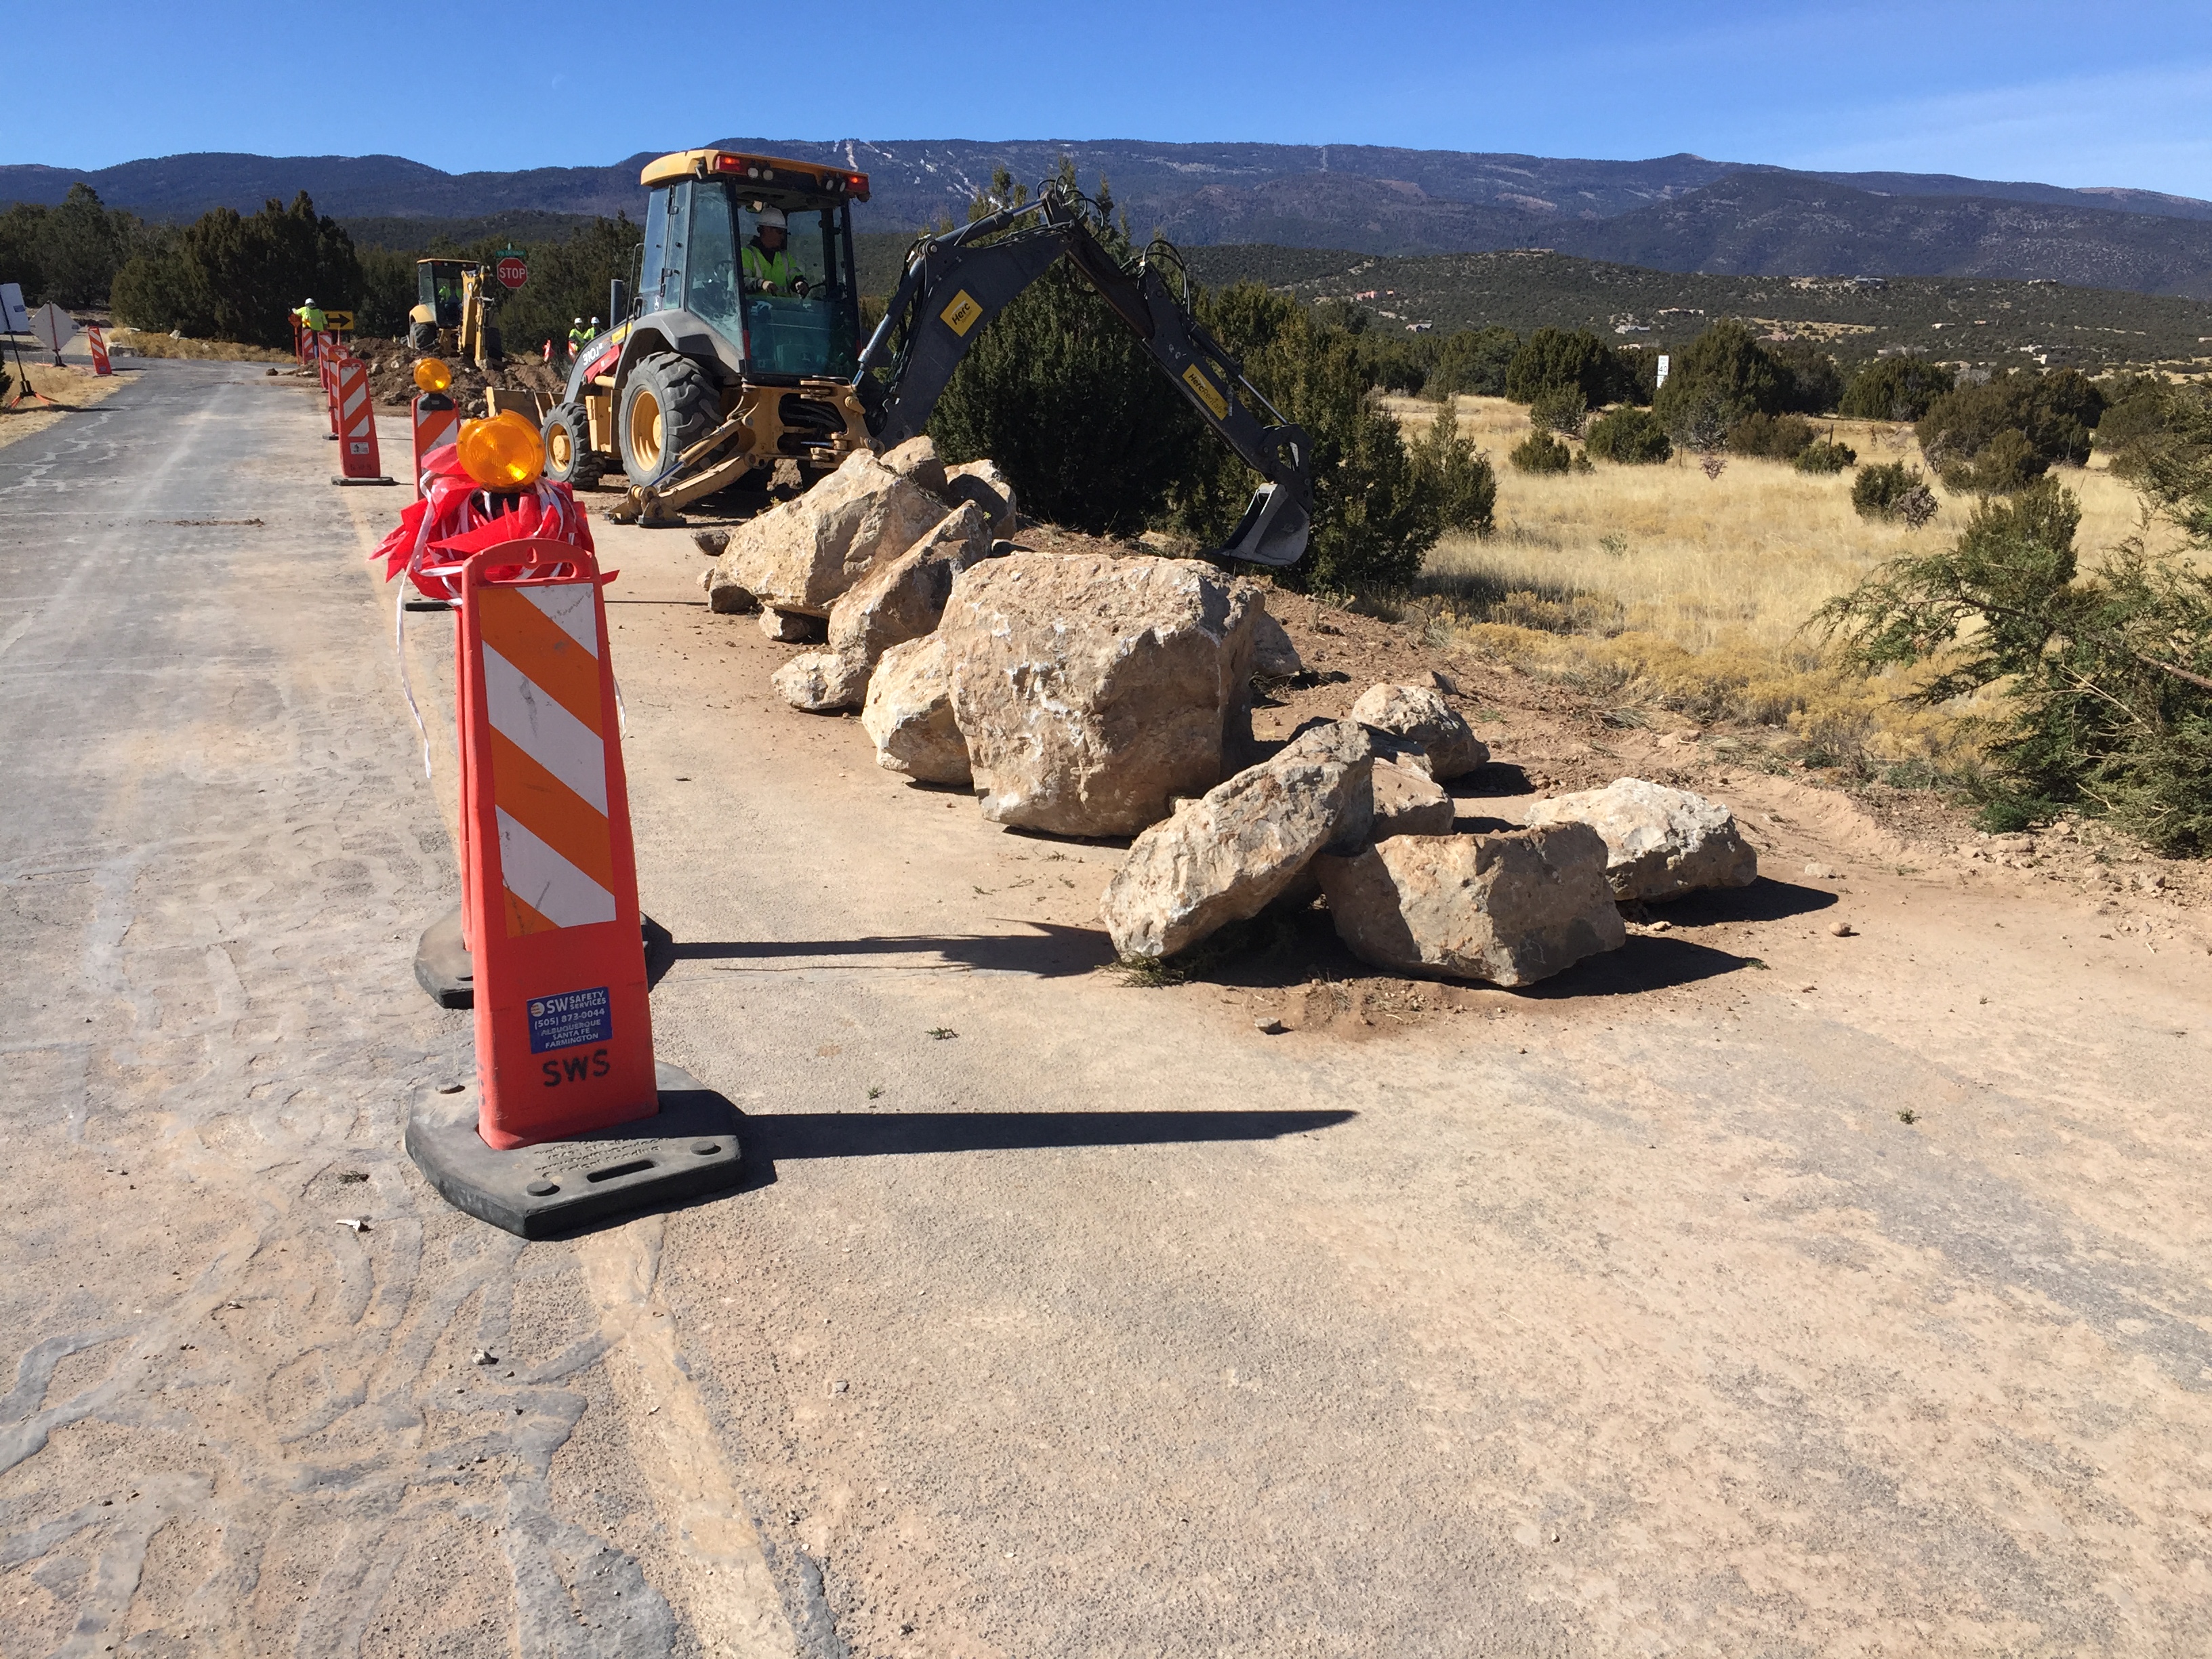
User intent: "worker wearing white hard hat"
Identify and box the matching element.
[742,207,802,295]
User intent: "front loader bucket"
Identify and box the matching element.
[1210,483,1309,569]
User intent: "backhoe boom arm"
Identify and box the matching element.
[853,188,1312,568]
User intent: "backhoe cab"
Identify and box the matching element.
[541,148,874,497]
[409,259,502,367]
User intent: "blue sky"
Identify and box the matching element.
[9,0,2209,197]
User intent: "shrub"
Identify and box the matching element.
[1408,396,1497,535]
[1839,356,1956,422]
[1817,478,2212,852]
[1653,320,1788,440]
[1529,384,1588,436]
[1510,430,1575,474]
[1766,338,1846,414]
[1853,461,1936,525]
[1504,327,1635,407]
[1795,437,1858,474]
[1725,411,1816,460]
[2095,377,2212,483]
[1585,407,1672,464]
[1427,326,1520,398]
[1917,368,2106,491]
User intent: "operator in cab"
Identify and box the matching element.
[742,208,806,297]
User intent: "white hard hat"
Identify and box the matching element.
[573,316,583,324]
[757,207,787,230]
[304,298,314,305]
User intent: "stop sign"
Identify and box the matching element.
[495,253,528,291]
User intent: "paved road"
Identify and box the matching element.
[5,358,2211,1657]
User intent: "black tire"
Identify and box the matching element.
[543,403,605,489]
[407,320,437,350]
[619,351,717,487]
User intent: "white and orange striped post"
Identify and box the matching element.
[85,325,111,377]
[404,537,741,1235]
[330,356,394,485]
[458,544,657,1146]
[411,392,459,497]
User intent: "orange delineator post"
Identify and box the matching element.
[85,325,111,377]
[411,393,460,497]
[317,331,341,436]
[331,356,394,484]
[456,540,657,1148]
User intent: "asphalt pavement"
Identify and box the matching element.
[4,355,2210,1657]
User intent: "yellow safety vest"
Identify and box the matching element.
[743,243,797,293]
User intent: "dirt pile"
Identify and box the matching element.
[348,335,569,412]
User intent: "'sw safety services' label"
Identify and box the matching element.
[527,986,612,1053]
[1182,364,1229,420]
[940,291,984,336]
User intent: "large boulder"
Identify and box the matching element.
[881,435,947,496]
[1347,683,1488,779]
[861,636,971,785]
[826,501,994,670]
[758,607,826,643]
[1371,760,1454,840]
[1251,611,1304,680]
[708,451,947,616]
[944,459,1017,536]
[1101,721,1376,959]
[1316,825,1625,986]
[940,553,1261,836]
[1522,777,1758,901]
[773,650,870,713]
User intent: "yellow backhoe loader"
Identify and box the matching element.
[408,260,502,368]
[541,146,1310,566]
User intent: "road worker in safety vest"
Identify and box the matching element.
[293,298,327,331]
[567,317,590,359]
[741,207,804,295]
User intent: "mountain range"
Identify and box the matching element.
[5,139,2210,297]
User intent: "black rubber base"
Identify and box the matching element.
[414,906,671,1009]
[413,905,474,1008]
[404,1063,743,1238]
[403,597,455,612]
[332,474,398,486]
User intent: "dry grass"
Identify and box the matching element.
[1384,394,2190,776]
[106,329,294,363]
[0,361,127,452]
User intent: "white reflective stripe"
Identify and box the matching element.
[495,808,617,928]
[342,384,368,424]
[481,644,609,812]
[523,583,599,656]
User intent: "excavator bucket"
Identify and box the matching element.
[1212,482,1309,569]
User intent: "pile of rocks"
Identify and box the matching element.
[709,445,1761,991]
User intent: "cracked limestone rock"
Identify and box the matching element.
[773,650,872,714]
[826,501,994,671]
[1101,720,1377,959]
[943,458,1018,536]
[880,434,947,496]
[1371,759,1455,840]
[1521,777,1758,901]
[1316,824,1624,985]
[708,450,947,616]
[939,553,1259,836]
[1347,682,1488,779]
[861,635,971,785]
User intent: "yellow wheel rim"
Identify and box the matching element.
[629,389,663,473]
[548,425,573,471]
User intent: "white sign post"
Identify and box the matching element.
[0,282,28,335]
[1655,353,1671,390]
[29,302,76,365]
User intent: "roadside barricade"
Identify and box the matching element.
[316,331,341,438]
[409,359,462,498]
[85,326,111,377]
[396,525,742,1236]
[330,355,394,486]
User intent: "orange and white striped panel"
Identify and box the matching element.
[478,583,617,936]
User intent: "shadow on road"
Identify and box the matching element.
[1654,878,1839,926]
[1516,935,1764,1000]
[735,1107,1357,1189]
[654,924,1116,985]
